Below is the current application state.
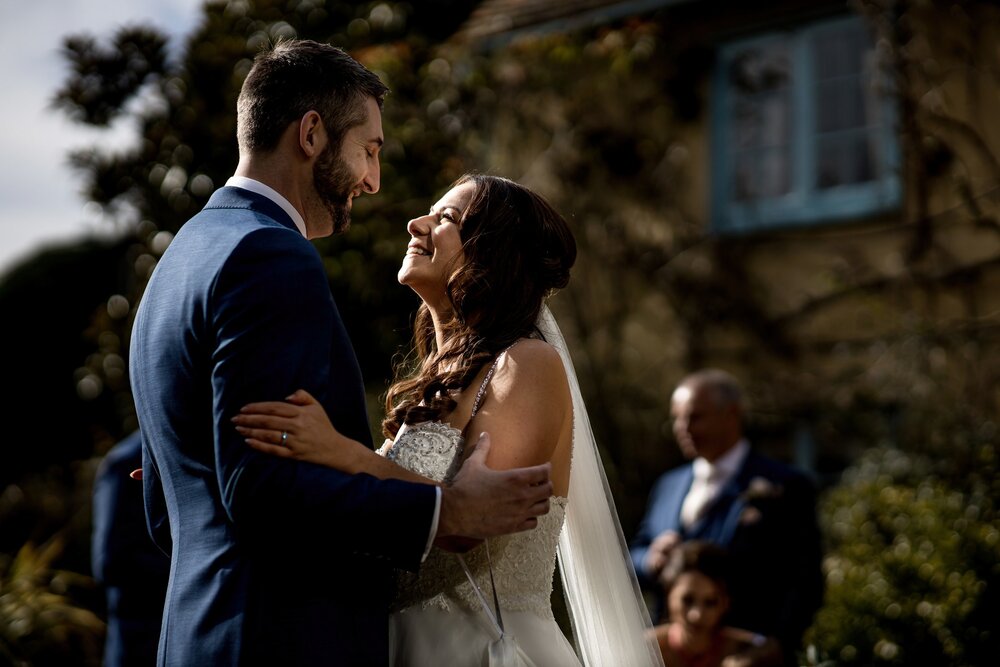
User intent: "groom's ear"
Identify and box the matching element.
[298,110,325,158]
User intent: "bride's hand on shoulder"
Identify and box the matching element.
[232,389,365,473]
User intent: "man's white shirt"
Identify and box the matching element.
[680,439,750,529]
[226,176,308,237]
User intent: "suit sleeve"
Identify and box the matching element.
[629,476,665,588]
[209,229,436,572]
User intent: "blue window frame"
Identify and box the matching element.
[711,14,901,233]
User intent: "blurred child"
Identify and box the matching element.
[650,540,783,667]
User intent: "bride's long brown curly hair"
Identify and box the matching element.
[382,173,577,438]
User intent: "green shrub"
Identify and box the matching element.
[806,446,999,666]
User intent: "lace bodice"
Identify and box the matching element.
[381,421,567,619]
[380,421,465,484]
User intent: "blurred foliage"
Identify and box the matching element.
[800,326,1000,667]
[0,236,141,489]
[52,26,169,127]
[0,537,104,667]
[806,441,999,666]
[1,0,999,663]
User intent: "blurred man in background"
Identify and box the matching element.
[630,369,824,665]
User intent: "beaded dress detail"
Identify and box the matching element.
[379,421,465,485]
[381,345,568,620]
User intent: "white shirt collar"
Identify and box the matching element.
[692,438,749,481]
[225,176,307,237]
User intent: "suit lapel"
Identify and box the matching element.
[714,476,749,545]
[661,463,694,535]
[687,452,761,544]
[715,452,768,544]
[665,466,694,535]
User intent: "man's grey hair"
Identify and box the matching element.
[678,368,745,412]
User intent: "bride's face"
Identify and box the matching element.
[398,182,474,307]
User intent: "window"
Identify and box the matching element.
[711,15,900,233]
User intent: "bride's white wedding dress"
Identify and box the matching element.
[382,420,581,666]
[377,308,664,667]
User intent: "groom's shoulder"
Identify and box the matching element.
[157,208,321,298]
[164,222,311,280]
[187,187,297,234]
[176,199,314,259]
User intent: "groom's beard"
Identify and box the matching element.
[314,141,354,235]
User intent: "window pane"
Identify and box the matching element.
[812,20,886,190]
[734,93,789,148]
[728,42,792,199]
[816,131,875,187]
[814,22,867,79]
[735,148,789,200]
[816,77,868,132]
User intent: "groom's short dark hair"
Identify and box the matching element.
[236,39,388,154]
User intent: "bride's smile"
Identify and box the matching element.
[397,181,473,303]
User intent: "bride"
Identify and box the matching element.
[233,173,663,666]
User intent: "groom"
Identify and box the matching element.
[129,40,552,667]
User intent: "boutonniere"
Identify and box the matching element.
[737,478,784,526]
[739,506,763,526]
[743,476,784,502]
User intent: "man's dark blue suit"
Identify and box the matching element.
[630,449,824,663]
[129,186,438,666]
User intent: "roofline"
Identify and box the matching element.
[453,0,697,51]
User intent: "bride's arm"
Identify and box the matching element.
[232,389,435,486]
[465,340,572,496]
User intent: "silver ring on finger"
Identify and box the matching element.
[281,431,288,446]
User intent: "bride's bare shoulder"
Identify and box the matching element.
[499,338,564,375]
[487,339,567,400]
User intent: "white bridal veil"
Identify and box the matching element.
[537,306,665,667]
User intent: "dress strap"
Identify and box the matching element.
[469,341,521,419]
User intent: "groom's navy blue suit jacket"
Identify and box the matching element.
[629,449,824,662]
[129,187,437,666]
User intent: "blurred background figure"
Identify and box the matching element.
[651,540,782,667]
[630,369,823,665]
[91,431,169,666]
